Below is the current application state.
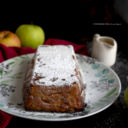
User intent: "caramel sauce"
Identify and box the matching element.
[99,38,114,46]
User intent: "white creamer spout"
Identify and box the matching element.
[93,33,100,40]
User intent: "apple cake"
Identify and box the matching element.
[23,45,85,112]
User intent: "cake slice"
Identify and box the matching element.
[23,45,85,112]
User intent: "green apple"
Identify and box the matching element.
[124,87,128,108]
[16,24,45,49]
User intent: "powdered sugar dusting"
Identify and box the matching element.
[31,45,80,86]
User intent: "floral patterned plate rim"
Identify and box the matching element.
[0,54,121,121]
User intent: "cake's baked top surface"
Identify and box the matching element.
[31,45,80,86]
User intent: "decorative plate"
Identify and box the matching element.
[0,54,121,121]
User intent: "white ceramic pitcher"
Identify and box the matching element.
[92,34,117,67]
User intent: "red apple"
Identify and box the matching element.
[0,31,21,47]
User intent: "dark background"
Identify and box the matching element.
[0,0,128,54]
